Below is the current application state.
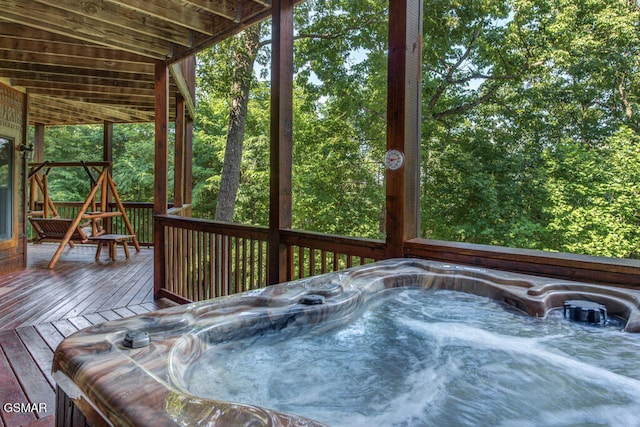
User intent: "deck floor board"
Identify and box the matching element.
[0,244,176,427]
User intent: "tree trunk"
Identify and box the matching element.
[215,24,262,222]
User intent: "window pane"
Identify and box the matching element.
[0,137,13,241]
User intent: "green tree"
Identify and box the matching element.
[420,0,639,258]
[197,23,264,222]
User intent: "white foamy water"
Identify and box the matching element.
[182,289,640,426]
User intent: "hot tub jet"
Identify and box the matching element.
[563,299,607,325]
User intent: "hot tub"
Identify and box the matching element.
[53,258,640,426]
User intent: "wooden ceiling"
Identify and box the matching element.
[0,0,272,125]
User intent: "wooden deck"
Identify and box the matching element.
[0,243,175,427]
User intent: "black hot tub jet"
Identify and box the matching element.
[563,300,607,325]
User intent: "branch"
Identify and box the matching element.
[427,26,483,110]
[618,75,634,119]
[431,58,543,120]
[432,83,502,120]
[258,14,383,49]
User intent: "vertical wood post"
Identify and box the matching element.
[174,94,185,209]
[268,0,294,285]
[154,60,169,299]
[33,123,44,163]
[385,0,422,258]
[21,93,29,267]
[103,121,113,233]
[103,121,113,165]
[31,123,45,212]
[184,118,193,211]
[184,55,195,215]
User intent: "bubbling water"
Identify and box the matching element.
[182,289,640,426]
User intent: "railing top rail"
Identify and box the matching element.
[28,161,112,168]
[155,215,385,259]
[280,229,386,259]
[40,201,157,207]
[156,214,269,240]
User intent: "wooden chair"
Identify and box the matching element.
[29,217,93,248]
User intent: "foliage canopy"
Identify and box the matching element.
[39,0,639,259]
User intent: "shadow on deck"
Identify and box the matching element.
[0,243,176,427]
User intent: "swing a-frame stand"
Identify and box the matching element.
[28,162,141,269]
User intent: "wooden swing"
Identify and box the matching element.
[27,161,141,269]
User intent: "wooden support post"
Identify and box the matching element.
[268,0,294,285]
[103,121,113,232]
[184,118,193,211]
[30,123,45,212]
[173,93,185,209]
[182,55,196,216]
[154,60,169,299]
[184,55,195,215]
[21,93,29,268]
[385,0,422,258]
[103,121,113,165]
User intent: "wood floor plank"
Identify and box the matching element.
[50,320,79,340]
[27,415,55,426]
[113,263,154,307]
[33,324,65,353]
[0,331,55,419]
[127,304,149,315]
[82,312,110,326]
[0,346,37,426]
[66,316,93,331]
[113,307,137,319]
[91,262,150,313]
[15,327,56,389]
[96,310,122,322]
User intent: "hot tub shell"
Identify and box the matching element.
[52,258,640,426]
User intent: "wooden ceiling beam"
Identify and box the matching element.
[28,90,155,106]
[2,1,170,59]
[27,85,155,98]
[250,0,271,7]
[30,103,107,123]
[0,50,153,75]
[183,0,239,22]
[0,61,153,82]
[34,0,194,47]
[30,95,156,122]
[33,97,153,108]
[0,25,153,64]
[2,70,155,88]
[108,0,217,36]
[28,91,175,109]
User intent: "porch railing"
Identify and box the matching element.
[155,215,385,303]
[155,215,640,305]
[158,215,269,301]
[280,229,385,280]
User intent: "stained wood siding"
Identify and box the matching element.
[0,82,26,275]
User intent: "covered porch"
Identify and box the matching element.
[1,0,640,425]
